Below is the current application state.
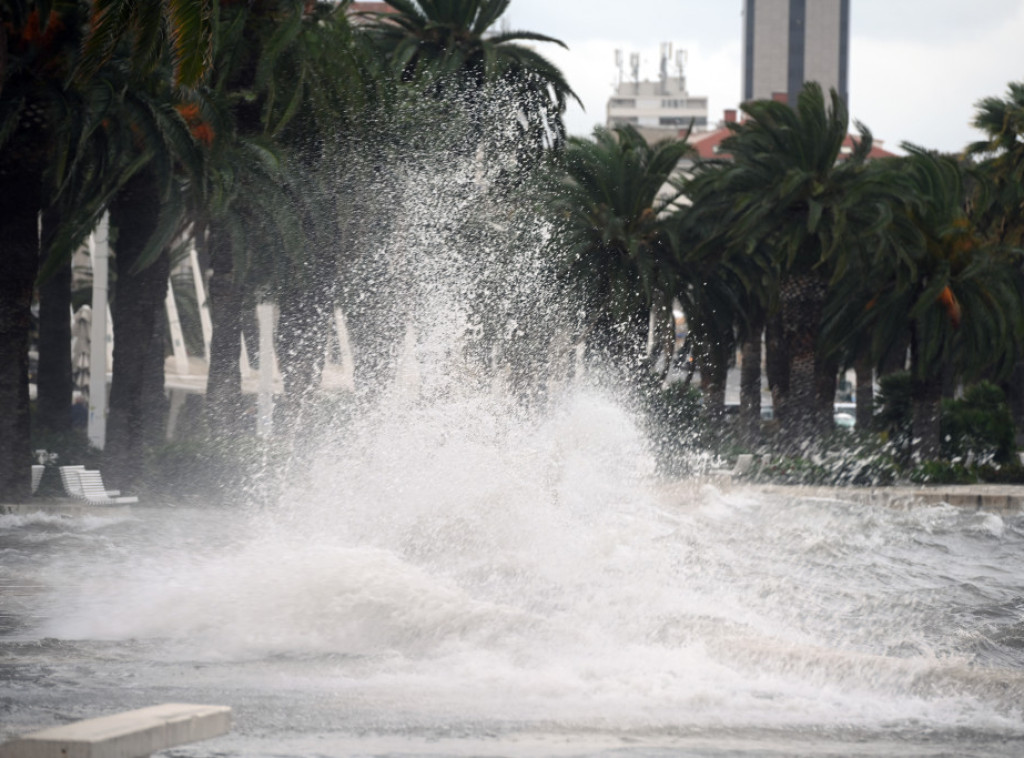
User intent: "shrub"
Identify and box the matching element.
[908,459,975,484]
[941,381,1016,465]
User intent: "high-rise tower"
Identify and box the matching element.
[743,0,850,107]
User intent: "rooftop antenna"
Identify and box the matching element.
[659,42,672,93]
[629,52,640,93]
[615,49,623,87]
[675,49,688,93]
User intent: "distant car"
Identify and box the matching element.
[834,412,856,429]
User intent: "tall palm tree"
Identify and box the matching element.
[553,124,694,386]
[857,149,1024,460]
[677,161,777,445]
[715,84,895,448]
[1,2,105,499]
[966,81,1024,429]
[196,1,373,434]
[191,0,308,437]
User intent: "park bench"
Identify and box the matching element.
[59,466,138,505]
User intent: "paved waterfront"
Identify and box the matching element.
[0,498,133,517]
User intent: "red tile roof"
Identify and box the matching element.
[347,2,395,15]
[689,121,898,162]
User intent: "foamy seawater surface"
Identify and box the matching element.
[2,393,1023,757]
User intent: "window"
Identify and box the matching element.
[659,116,707,127]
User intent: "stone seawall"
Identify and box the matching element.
[751,484,1024,513]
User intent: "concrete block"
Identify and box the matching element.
[0,703,231,758]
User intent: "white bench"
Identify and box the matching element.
[59,467,137,505]
[59,466,89,497]
[76,470,138,505]
[0,703,231,758]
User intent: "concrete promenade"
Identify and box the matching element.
[0,498,133,517]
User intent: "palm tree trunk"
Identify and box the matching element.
[1003,360,1024,446]
[205,220,246,437]
[910,323,942,461]
[699,347,728,443]
[341,238,404,406]
[774,271,832,448]
[854,352,874,430]
[105,168,167,491]
[275,182,337,430]
[36,205,74,435]
[0,167,40,501]
[765,310,788,422]
[141,304,170,449]
[275,294,331,428]
[587,307,652,393]
[879,328,909,375]
[739,324,763,447]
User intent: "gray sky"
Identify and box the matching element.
[504,0,1024,153]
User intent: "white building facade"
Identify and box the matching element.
[606,46,709,142]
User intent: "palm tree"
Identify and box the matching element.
[68,48,212,491]
[714,84,896,448]
[189,0,308,437]
[677,161,777,445]
[266,4,393,427]
[1,2,107,499]
[194,1,374,433]
[363,0,578,154]
[553,124,694,386]
[966,81,1024,429]
[858,149,1024,460]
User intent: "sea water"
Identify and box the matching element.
[1,391,1023,756]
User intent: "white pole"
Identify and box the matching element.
[87,212,110,450]
[257,302,275,437]
[189,243,213,360]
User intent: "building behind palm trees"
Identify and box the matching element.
[606,44,709,143]
[743,0,850,108]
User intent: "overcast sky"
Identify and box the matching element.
[503,0,1024,154]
